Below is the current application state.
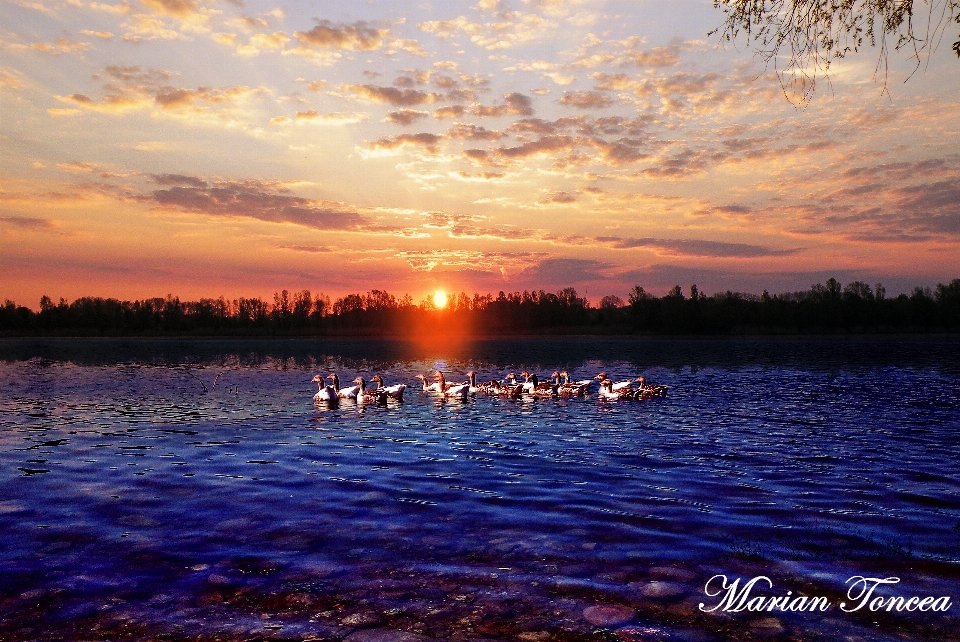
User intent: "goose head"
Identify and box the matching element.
[595,372,608,381]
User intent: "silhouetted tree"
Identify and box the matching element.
[712,0,960,102]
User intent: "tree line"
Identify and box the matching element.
[1,279,959,337]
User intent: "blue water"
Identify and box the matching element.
[1,338,959,641]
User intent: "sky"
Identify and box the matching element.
[2,0,959,307]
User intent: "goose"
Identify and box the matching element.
[432,370,462,392]
[595,372,633,391]
[327,373,360,399]
[312,374,338,402]
[597,378,641,401]
[370,375,405,401]
[432,371,470,399]
[520,371,557,397]
[354,377,387,404]
[415,374,443,393]
[633,376,669,398]
[561,371,593,395]
[556,371,590,397]
[519,370,538,392]
[484,373,523,398]
[478,373,519,397]
[442,380,470,400]
[466,371,488,394]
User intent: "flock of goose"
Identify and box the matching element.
[311,370,668,404]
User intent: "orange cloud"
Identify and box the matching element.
[342,83,441,106]
[294,20,387,51]
[559,90,613,109]
[433,105,466,119]
[364,133,444,155]
[385,109,429,125]
[138,0,198,18]
[148,175,365,230]
[473,92,534,117]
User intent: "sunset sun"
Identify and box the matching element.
[433,290,448,309]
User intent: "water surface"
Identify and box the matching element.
[2,338,959,641]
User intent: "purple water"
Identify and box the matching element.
[2,338,959,641]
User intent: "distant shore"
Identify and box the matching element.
[4,278,959,338]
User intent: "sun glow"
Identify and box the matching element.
[433,290,448,309]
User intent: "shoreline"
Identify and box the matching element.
[2,331,960,341]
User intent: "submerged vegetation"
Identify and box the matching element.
[2,278,959,337]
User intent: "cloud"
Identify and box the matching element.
[28,38,92,55]
[236,31,290,55]
[153,85,253,111]
[384,109,429,125]
[559,90,613,109]
[121,14,184,41]
[138,0,199,19]
[81,30,115,39]
[519,257,611,283]
[433,105,466,119]
[85,1,135,16]
[147,177,365,230]
[364,132,444,155]
[0,216,56,230]
[0,67,24,90]
[278,110,366,126]
[496,135,576,159]
[279,244,333,253]
[294,20,387,51]
[387,38,427,56]
[153,173,207,187]
[630,43,682,68]
[780,157,960,242]
[473,92,534,117]
[417,17,476,39]
[538,191,577,204]
[342,83,441,106]
[595,236,802,258]
[418,13,558,50]
[640,147,722,179]
[450,170,506,182]
[446,122,505,140]
[54,66,260,125]
[395,249,545,272]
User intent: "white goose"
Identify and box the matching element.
[595,372,633,391]
[312,374,338,402]
[327,373,360,400]
[597,378,640,401]
[415,374,443,393]
[370,375,406,401]
[434,371,470,399]
[442,380,470,400]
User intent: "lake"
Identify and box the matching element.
[1,338,959,641]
